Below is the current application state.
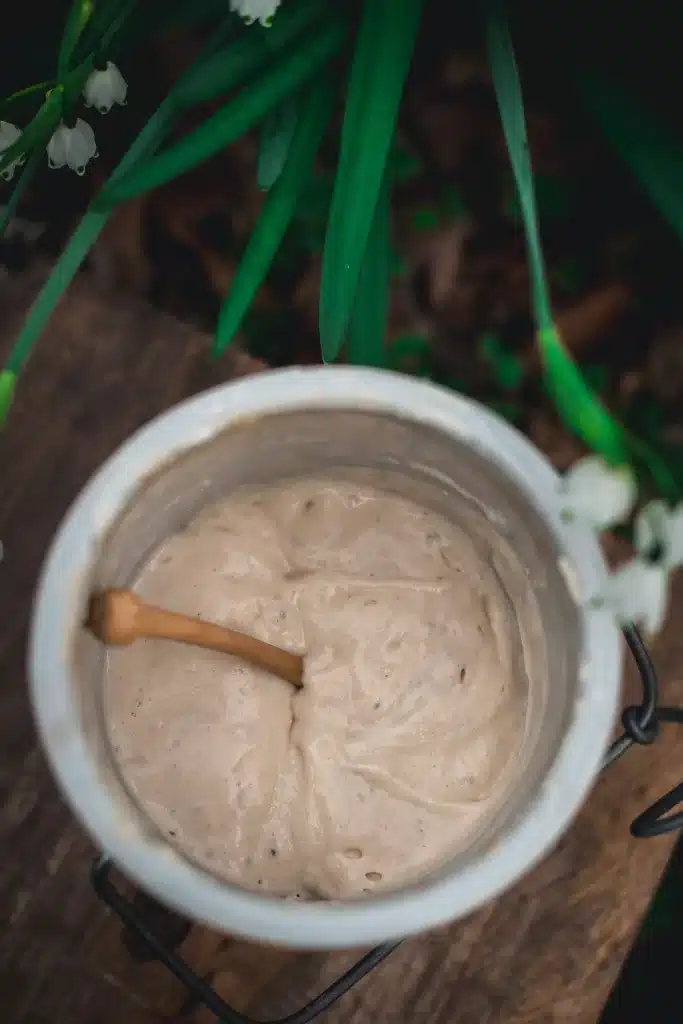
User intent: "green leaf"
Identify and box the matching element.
[0,81,54,116]
[257,95,299,190]
[319,0,422,362]
[213,79,335,357]
[100,19,347,206]
[583,363,609,396]
[347,170,390,367]
[1,20,235,406]
[176,0,331,109]
[485,0,628,465]
[579,71,683,242]
[485,2,552,331]
[58,0,94,79]
[0,371,16,427]
[540,327,626,464]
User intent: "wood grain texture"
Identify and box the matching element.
[1,267,682,1024]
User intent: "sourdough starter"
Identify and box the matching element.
[105,477,530,899]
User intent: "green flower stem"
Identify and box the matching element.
[58,0,94,80]
[0,18,235,427]
[0,87,64,177]
[0,147,44,240]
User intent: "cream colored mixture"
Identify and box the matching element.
[105,477,529,900]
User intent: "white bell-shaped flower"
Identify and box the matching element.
[229,0,281,26]
[606,500,683,635]
[606,559,669,636]
[83,62,128,114]
[558,455,636,531]
[47,119,98,175]
[0,120,26,181]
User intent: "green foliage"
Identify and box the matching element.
[485,0,628,466]
[58,0,94,80]
[0,371,15,425]
[175,0,328,109]
[100,18,348,204]
[257,95,299,190]
[0,17,235,425]
[213,78,335,357]
[0,0,680,511]
[347,169,391,367]
[0,88,64,178]
[580,70,683,242]
[319,0,422,362]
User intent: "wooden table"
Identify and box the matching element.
[2,268,683,1024]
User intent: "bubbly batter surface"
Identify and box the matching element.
[105,477,529,899]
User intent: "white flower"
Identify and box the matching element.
[47,119,98,175]
[83,62,127,114]
[606,500,683,635]
[229,0,281,26]
[607,558,669,636]
[0,120,26,181]
[558,455,636,530]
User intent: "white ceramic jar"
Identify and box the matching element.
[29,367,621,949]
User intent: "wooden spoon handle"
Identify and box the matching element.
[139,604,303,686]
[87,589,304,687]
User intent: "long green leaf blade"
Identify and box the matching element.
[485,0,627,465]
[177,0,328,109]
[0,370,15,424]
[99,19,346,206]
[213,79,334,357]
[319,0,421,362]
[257,95,299,189]
[579,71,683,241]
[347,169,390,367]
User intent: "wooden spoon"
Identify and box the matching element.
[87,588,304,687]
